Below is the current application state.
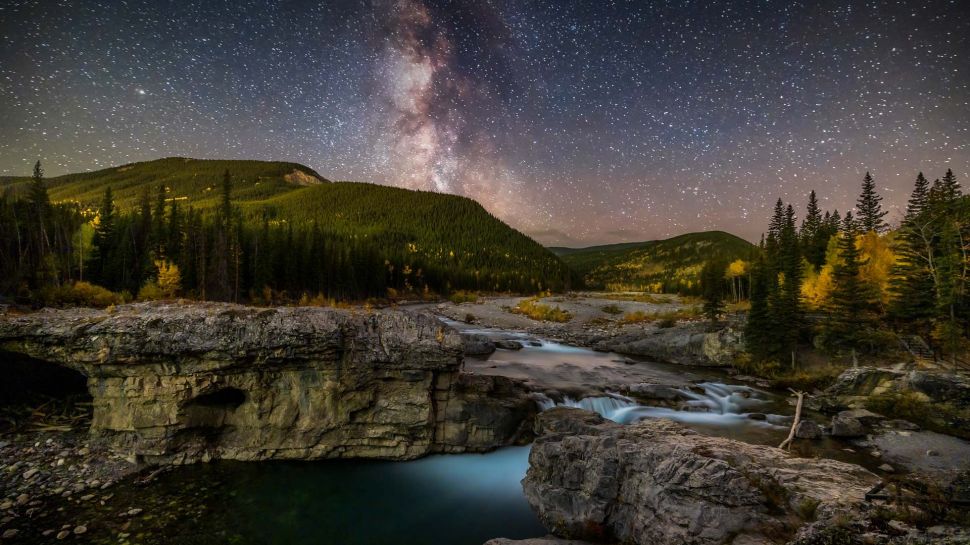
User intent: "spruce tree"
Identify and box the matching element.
[745,256,775,359]
[821,213,882,354]
[889,175,937,331]
[91,187,116,287]
[856,171,888,233]
[801,190,826,271]
[701,259,726,324]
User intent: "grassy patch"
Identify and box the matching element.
[866,392,970,440]
[732,354,845,391]
[448,290,479,304]
[601,304,624,315]
[510,298,573,323]
[621,307,700,326]
[602,293,675,304]
[38,281,128,308]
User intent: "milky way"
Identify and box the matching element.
[0,0,968,245]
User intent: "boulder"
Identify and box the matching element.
[0,302,532,464]
[495,340,524,350]
[484,538,598,545]
[794,419,822,440]
[595,323,742,366]
[461,333,496,356]
[623,383,684,401]
[524,408,878,545]
[831,413,867,438]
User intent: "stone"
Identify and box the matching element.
[461,333,496,356]
[624,383,684,401]
[14,494,28,506]
[794,419,822,440]
[747,412,767,421]
[523,408,878,545]
[0,302,532,464]
[878,463,895,472]
[594,323,742,366]
[21,468,38,480]
[126,508,143,517]
[56,530,70,540]
[2,529,18,539]
[830,413,867,437]
[73,525,87,535]
[495,340,523,350]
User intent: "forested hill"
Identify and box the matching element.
[0,157,327,210]
[552,231,756,293]
[0,158,573,303]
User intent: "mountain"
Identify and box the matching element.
[551,231,757,293]
[0,157,572,297]
[0,157,327,210]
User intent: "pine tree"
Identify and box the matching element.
[889,173,937,330]
[856,171,888,233]
[801,190,826,270]
[701,259,726,324]
[91,187,116,287]
[821,213,882,354]
[745,256,775,359]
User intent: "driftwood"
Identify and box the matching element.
[778,388,805,451]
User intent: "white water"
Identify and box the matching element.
[536,382,788,428]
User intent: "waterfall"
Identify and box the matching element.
[535,382,783,427]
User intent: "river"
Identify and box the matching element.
[19,319,843,544]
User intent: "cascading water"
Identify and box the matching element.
[537,382,788,428]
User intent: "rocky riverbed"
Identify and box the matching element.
[1,297,969,544]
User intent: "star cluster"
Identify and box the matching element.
[1,0,967,244]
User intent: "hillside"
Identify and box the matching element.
[552,231,757,293]
[0,157,327,211]
[0,157,572,297]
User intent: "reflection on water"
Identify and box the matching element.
[20,447,543,545]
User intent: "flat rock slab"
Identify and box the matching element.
[871,430,970,477]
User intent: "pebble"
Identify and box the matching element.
[878,463,895,473]
[926,449,940,457]
[73,524,87,534]
[22,468,38,480]
[126,508,143,517]
[56,529,70,540]
[80,494,94,502]
[2,529,18,539]
[0,501,12,510]
[15,494,29,506]
[42,529,54,537]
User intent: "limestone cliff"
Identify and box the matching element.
[0,302,535,464]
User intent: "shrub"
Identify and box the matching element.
[39,281,123,308]
[866,392,970,440]
[448,290,479,304]
[601,304,623,315]
[510,297,572,322]
[622,310,652,324]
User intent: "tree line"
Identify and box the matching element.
[705,169,970,365]
[0,162,572,305]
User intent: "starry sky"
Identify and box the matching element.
[1,0,968,246]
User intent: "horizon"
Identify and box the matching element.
[1,1,968,245]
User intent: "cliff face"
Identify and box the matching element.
[0,302,535,464]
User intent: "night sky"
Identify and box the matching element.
[1,1,968,245]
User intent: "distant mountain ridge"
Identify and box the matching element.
[551,231,756,293]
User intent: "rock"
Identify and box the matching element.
[461,333,496,356]
[2,529,18,539]
[73,525,87,535]
[56,530,70,540]
[15,494,28,506]
[595,323,742,366]
[0,302,530,464]
[495,340,523,350]
[839,408,885,426]
[433,374,537,453]
[0,501,11,510]
[927,449,940,457]
[524,408,878,545]
[831,413,867,437]
[794,419,822,440]
[21,468,38,480]
[624,383,684,401]
[746,413,767,421]
[126,508,143,517]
